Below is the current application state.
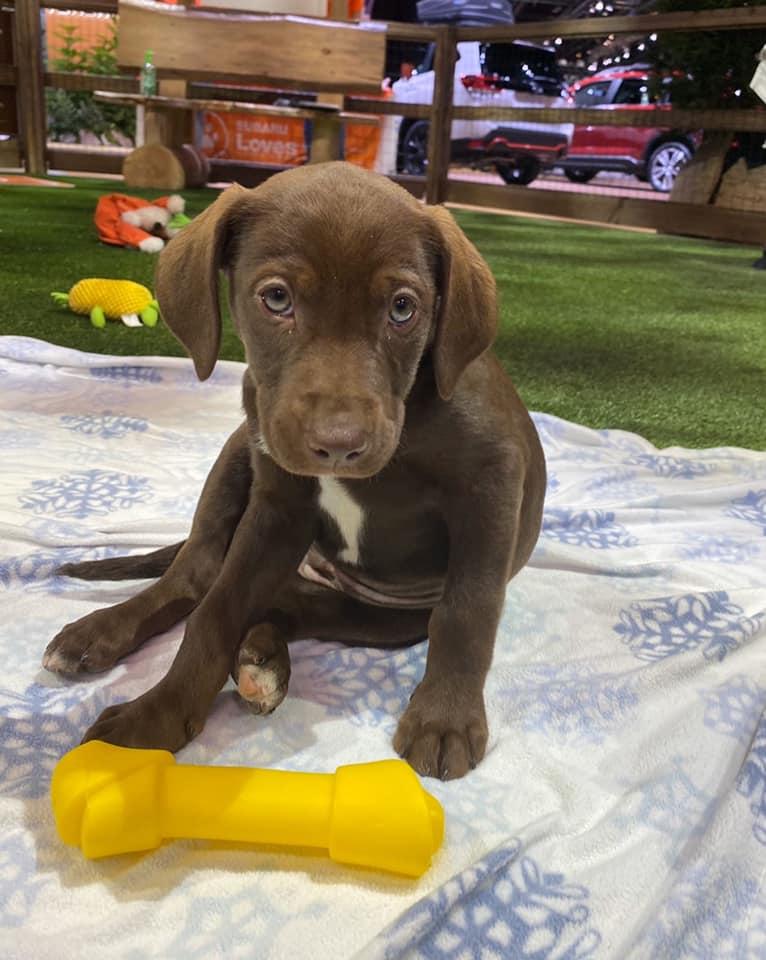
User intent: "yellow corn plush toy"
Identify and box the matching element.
[52,278,160,329]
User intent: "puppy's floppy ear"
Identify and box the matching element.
[155,183,251,381]
[427,205,498,400]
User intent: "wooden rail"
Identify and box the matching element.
[44,72,139,94]
[447,178,766,245]
[15,0,46,174]
[94,90,378,125]
[347,98,766,133]
[8,0,766,244]
[43,0,118,10]
[426,25,456,204]
[449,106,766,132]
[44,78,766,135]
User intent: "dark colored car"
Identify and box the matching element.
[560,67,700,192]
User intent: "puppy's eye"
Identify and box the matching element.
[261,286,293,316]
[389,295,416,327]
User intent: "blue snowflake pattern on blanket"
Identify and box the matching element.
[681,533,759,565]
[614,591,763,662]
[164,885,327,959]
[426,775,513,846]
[701,675,766,743]
[623,453,711,479]
[616,758,714,863]
[496,662,638,746]
[60,411,148,439]
[0,686,113,799]
[542,509,637,549]
[89,365,163,385]
[371,840,601,960]
[290,642,426,730]
[727,489,766,535]
[0,546,120,593]
[698,677,766,848]
[644,860,766,959]
[584,468,658,504]
[23,517,97,541]
[0,832,50,928]
[0,429,43,449]
[737,713,766,846]
[18,469,152,518]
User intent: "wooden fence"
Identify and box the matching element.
[7,0,766,243]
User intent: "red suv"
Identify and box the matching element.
[560,67,699,192]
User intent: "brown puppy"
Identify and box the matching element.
[44,162,545,780]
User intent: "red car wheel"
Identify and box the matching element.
[647,141,692,193]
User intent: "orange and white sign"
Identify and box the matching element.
[198,111,382,169]
[199,112,308,166]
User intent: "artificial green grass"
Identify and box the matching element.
[470,211,766,451]
[0,179,243,363]
[1,176,764,450]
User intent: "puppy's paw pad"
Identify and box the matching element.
[235,622,291,716]
[237,662,287,715]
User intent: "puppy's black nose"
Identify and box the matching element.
[308,424,368,466]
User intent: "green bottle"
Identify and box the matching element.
[140,49,157,97]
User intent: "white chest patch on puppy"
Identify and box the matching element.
[255,434,271,456]
[318,477,365,566]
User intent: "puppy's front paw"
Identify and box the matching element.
[43,609,133,676]
[234,622,291,716]
[83,690,203,752]
[393,682,488,781]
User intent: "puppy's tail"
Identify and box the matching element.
[57,541,185,581]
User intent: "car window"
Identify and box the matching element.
[479,43,564,95]
[657,76,675,105]
[613,78,651,105]
[384,40,432,80]
[573,81,612,107]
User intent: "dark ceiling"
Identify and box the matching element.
[512,0,661,73]
[514,0,657,22]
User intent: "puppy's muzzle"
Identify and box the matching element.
[307,420,369,470]
[270,390,398,478]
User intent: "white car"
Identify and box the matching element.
[377,40,573,185]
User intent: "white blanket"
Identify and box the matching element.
[1,336,765,959]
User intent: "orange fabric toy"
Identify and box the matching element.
[94,193,187,253]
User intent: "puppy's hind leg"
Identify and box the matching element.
[44,423,253,676]
[234,576,430,716]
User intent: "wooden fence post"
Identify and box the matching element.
[425,24,455,205]
[14,0,46,175]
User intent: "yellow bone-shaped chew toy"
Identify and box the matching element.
[51,741,444,877]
